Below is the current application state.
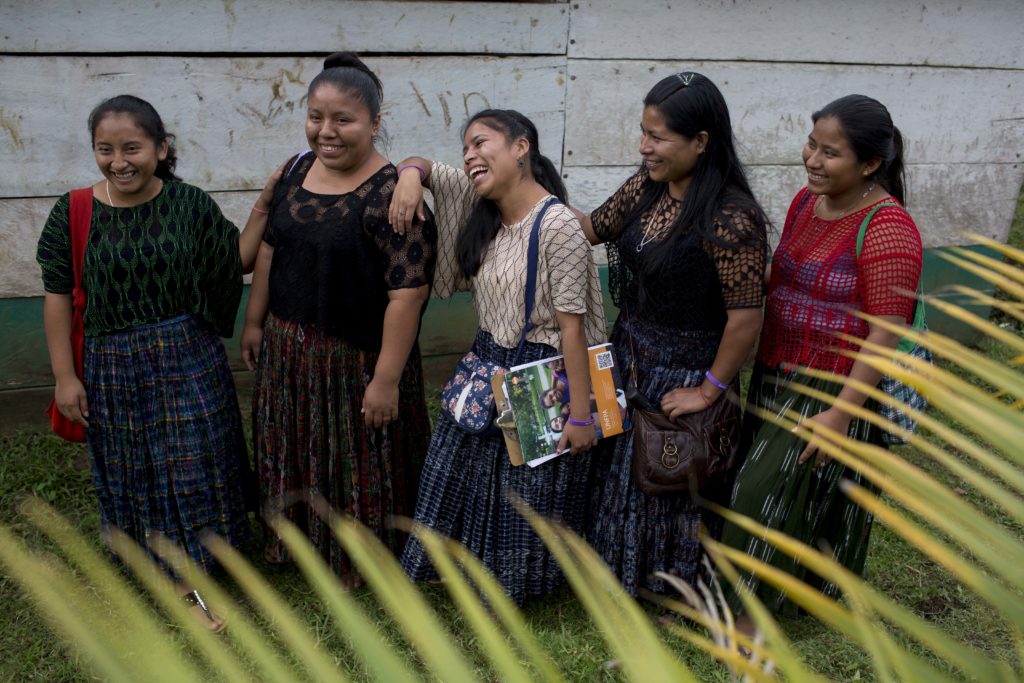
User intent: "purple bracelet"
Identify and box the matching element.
[567,415,595,427]
[704,370,729,391]
[397,164,427,182]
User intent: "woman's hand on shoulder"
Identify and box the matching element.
[389,167,427,235]
[362,377,399,429]
[255,161,286,212]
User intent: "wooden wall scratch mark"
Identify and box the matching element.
[437,91,452,128]
[0,109,24,152]
[410,82,431,117]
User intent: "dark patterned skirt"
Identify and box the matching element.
[400,329,592,606]
[586,315,722,595]
[83,313,250,575]
[252,313,430,578]
[721,363,883,616]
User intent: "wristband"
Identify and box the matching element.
[704,370,729,391]
[252,205,269,215]
[398,164,427,182]
[697,386,714,408]
[567,415,595,427]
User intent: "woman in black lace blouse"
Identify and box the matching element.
[241,53,436,585]
[577,72,770,594]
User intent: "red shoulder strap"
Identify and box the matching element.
[68,187,94,313]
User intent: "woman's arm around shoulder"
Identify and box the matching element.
[569,167,651,246]
[239,161,285,273]
[389,156,434,234]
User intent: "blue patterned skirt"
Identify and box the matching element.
[586,315,722,595]
[83,313,250,575]
[400,329,591,605]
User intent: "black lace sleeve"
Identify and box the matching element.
[364,174,437,290]
[708,204,769,309]
[590,169,648,242]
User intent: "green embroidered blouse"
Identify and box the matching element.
[36,182,242,337]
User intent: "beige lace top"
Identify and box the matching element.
[429,162,607,350]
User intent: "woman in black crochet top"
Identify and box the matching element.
[241,52,436,587]
[577,72,770,594]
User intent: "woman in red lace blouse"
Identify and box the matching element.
[722,95,923,629]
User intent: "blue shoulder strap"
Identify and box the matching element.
[514,196,561,364]
[286,150,312,178]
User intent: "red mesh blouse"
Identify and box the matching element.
[756,187,923,376]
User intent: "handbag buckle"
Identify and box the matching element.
[661,439,680,468]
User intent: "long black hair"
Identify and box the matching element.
[88,94,180,182]
[628,72,768,290]
[456,109,568,278]
[812,94,906,205]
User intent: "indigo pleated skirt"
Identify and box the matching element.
[721,363,883,616]
[586,315,722,595]
[83,313,250,574]
[400,329,592,606]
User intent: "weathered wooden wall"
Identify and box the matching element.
[1,0,1022,403]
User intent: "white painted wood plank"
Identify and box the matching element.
[565,60,1024,166]
[0,0,569,55]
[0,55,567,197]
[569,0,1024,69]
[561,163,1024,249]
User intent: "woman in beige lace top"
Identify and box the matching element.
[388,109,607,605]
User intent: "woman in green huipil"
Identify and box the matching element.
[37,95,272,631]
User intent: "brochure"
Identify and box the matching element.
[503,343,630,467]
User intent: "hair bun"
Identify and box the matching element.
[324,51,365,71]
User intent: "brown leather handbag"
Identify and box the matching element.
[630,385,741,496]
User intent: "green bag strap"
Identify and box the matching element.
[855,200,900,259]
[854,201,926,351]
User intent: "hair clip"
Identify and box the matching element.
[677,73,694,87]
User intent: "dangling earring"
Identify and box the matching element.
[517,157,525,170]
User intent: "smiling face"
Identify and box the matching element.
[639,105,707,199]
[541,386,564,408]
[305,83,380,174]
[462,119,528,201]
[92,112,168,205]
[802,115,880,201]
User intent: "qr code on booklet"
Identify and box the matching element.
[595,350,614,371]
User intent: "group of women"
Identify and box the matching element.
[38,51,923,634]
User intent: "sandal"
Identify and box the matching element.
[182,590,226,633]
